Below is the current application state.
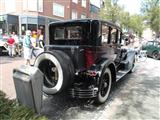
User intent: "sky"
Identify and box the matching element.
[90,0,142,15]
[118,0,142,14]
[90,0,101,8]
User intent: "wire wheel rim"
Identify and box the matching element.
[153,52,159,59]
[100,73,110,97]
[39,59,59,88]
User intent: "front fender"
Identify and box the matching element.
[126,50,136,69]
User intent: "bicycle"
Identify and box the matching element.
[135,48,147,62]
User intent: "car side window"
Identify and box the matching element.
[147,42,153,46]
[110,28,117,44]
[102,24,109,45]
[117,30,121,44]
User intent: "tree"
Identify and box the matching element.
[141,0,160,37]
[129,14,145,36]
[100,0,145,37]
[100,0,122,23]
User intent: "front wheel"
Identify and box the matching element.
[95,68,112,104]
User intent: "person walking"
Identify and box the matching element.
[7,35,15,57]
[23,30,32,65]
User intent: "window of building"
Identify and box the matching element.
[5,0,15,13]
[82,0,86,8]
[72,0,78,4]
[53,3,64,17]
[102,24,109,44]
[38,0,43,12]
[23,0,27,10]
[28,0,38,11]
[81,13,86,18]
[72,10,78,19]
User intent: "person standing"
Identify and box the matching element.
[23,30,32,65]
[7,35,15,57]
[11,31,20,56]
[39,33,44,48]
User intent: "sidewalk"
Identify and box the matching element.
[0,56,35,99]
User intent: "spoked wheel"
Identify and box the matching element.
[34,51,74,95]
[39,59,59,88]
[137,50,147,62]
[95,68,112,104]
[152,51,159,60]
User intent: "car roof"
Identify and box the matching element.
[148,41,160,43]
[49,19,121,30]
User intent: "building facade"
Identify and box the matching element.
[0,0,100,38]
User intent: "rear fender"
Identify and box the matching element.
[88,58,116,85]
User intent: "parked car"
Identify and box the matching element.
[0,35,8,55]
[142,41,160,60]
[34,19,136,104]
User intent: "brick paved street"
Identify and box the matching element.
[0,56,35,99]
[0,56,160,120]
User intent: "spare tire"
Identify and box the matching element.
[34,51,74,95]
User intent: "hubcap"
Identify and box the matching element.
[100,73,110,97]
[39,60,59,88]
[153,53,158,59]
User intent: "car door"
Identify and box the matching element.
[145,41,154,56]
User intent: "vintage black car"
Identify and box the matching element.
[34,19,135,104]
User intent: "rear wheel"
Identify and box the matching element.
[95,68,112,104]
[34,51,74,95]
[152,51,159,60]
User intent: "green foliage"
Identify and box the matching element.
[129,14,145,36]
[100,0,122,23]
[141,0,160,36]
[0,91,47,120]
[100,0,145,37]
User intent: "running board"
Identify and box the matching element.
[116,69,130,81]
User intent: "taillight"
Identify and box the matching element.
[85,48,95,68]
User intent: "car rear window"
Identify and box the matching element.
[54,26,82,40]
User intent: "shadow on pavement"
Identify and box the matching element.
[41,74,131,120]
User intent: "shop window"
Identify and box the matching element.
[53,3,64,17]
